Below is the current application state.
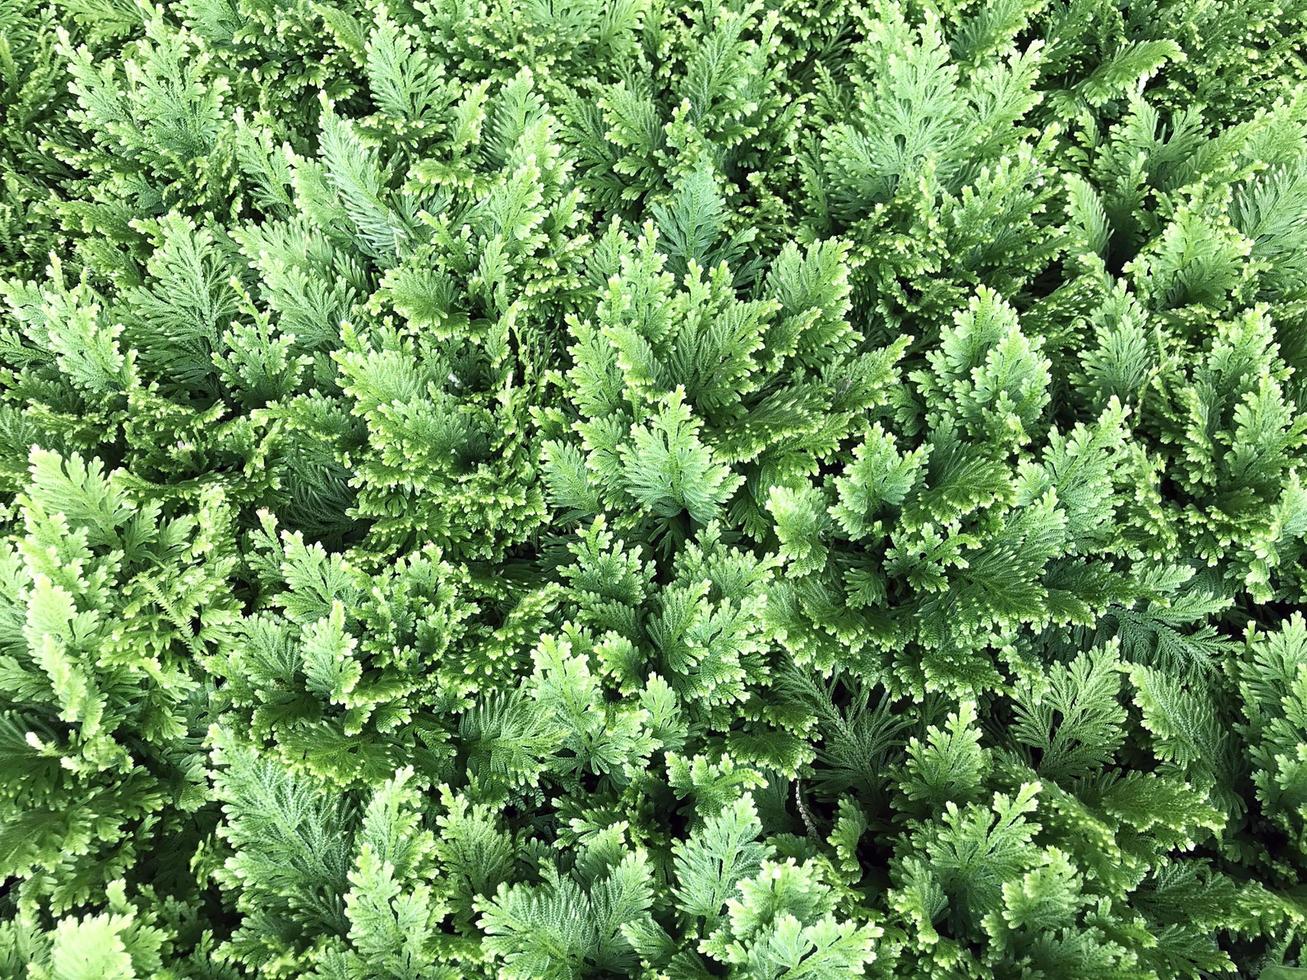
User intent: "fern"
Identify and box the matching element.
[3,0,1307,974]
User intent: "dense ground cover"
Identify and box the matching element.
[2,0,1307,975]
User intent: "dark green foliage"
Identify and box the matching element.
[2,0,1307,976]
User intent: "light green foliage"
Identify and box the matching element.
[672,793,770,925]
[1238,616,1307,854]
[2,0,1307,975]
